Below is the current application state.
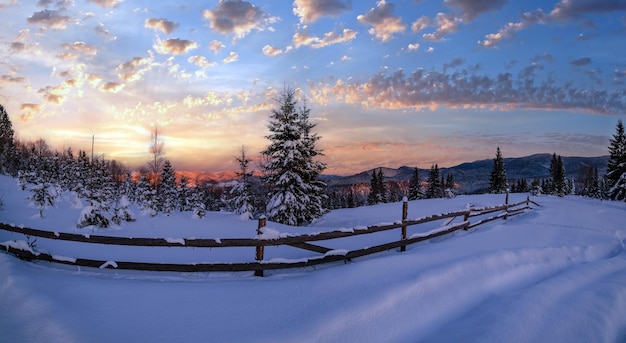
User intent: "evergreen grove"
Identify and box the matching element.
[1,103,625,229]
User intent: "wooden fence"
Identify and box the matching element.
[0,195,539,276]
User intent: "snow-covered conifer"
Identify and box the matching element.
[229,146,254,220]
[606,120,626,201]
[261,89,326,226]
[426,164,442,199]
[158,160,178,215]
[408,167,423,201]
[489,147,508,194]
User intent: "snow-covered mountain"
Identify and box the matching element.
[324,154,609,193]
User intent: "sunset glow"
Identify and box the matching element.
[1,0,625,175]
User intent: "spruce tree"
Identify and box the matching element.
[229,146,255,220]
[549,153,567,197]
[606,120,626,201]
[426,164,441,199]
[489,147,508,194]
[367,169,379,205]
[0,104,18,176]
[158,160,178,215]
[262,89,327,226]
[408,167,423,200]
[376,168,387,203]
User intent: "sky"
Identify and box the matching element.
[0,0,625,175]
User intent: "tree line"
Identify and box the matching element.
[0,99,625,229]
[487,119,626,201]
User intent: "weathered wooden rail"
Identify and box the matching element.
[0,195,539,276]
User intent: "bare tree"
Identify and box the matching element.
[147,125,164,188]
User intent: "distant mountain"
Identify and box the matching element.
[323,154,609,194]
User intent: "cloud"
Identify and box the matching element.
[310,67,626,114]
[95,22,116,40]
[1,75,28,84]
[293,0,351,23]
[411,16,432,32]
[188,55,217,68]
[203,0,277,39]
[422,13,463,41]
[357,0,406,42]
[100,81,124,93]
[154,38,198,55]
[27,9,74,30]
[87,0,123,8]
[293,28,357,48]
[19,103,40,121]
[570,57,592,67]
[61,41,98,56]
[145,18,179,34]
[444,0,506,21]
[37,85,66,104]
[223,51,238,64]
[408,43,420,51]
[10,42,27,53]
[86,73,103,87]
[478,9,546,48]
[116,55,154,82]
[262,45,282,56]
[208,40,225,53]
[479,0,626,48]
[549,0,626,21]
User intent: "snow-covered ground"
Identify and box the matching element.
[1,174,626,342]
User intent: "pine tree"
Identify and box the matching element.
[426,164,441,199]
[408,167,423,200]
[158,160,178,215]
[190,185,206,219]
[489,147,508,194]
[135,174,157,216]
[262,89,327,226]
[606,120,626,201]
[177,175,192,212]
[549,153,567,197]
[77,157,112,229]
[0,104,18,176]
[444,173,456,198]
[376,168,387,203]
[230,146,255,220]
[367,169,379,205]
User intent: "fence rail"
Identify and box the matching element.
[1,195,539,275]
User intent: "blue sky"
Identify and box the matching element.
[0,0,625,175]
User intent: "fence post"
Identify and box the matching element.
[255,216,266,277]
[526,195,529,206]
[504,190,509,220]
[463,210,469,230]
[401,197,408,252]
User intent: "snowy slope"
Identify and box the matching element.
[1,175,626,342]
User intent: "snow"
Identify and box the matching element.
[1,175,626,342]
[164,237,186,245]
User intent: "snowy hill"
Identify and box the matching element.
[1,174,626,342]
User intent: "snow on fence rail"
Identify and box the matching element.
[0,195,539,276]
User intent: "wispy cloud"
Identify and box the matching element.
[86,0,123,8]
[262,45,282,56]
[293,28,357,49]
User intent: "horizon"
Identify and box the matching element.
[1,1,625,175]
